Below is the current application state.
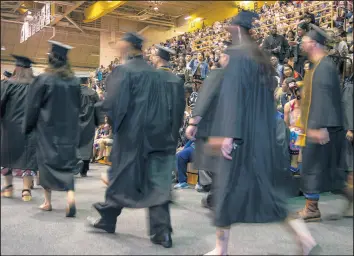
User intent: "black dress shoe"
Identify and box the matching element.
[150,232,172,248]
[86,216,116,233]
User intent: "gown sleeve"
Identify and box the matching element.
[342,84,353,131]
[102,66,130,132]
[22,75,46,134]
[214,53,247,139]
[0,81,9,118]
[308,62,341,130]
[192,70,221,118]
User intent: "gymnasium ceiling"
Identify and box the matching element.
[1,1,209,68]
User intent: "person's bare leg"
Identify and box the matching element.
[286,218,317,255]
[39,189,52,211]
[66,190,76,217]
[1,173,14,197]
[205,227,230,255]
[22,176,33,201]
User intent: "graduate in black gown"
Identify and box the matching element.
[77,77,100,177]
[202,11,317,256]
[151,45,185,144]
[296,24,352,222]
[87,33,184,248]
[23,40,81,217]
[341,73,353,217]
[185,52,230,210]
[1,55,37,201]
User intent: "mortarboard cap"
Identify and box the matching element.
[80,77,89,85]
[3,70,12,78]
[48,40,73,59]
[11,55,35,68]
[230,10,260,30]
[298,22,308,31]
[306,24,331,45]
[121,32,144,50]
[155,45,175,61]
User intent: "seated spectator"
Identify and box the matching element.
[174,140,195,189]
[92,116,113,161]
[270,55,284,81]
[282,64,303,83]
[284,80,304,175]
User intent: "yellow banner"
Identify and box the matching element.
[83,1,126,23]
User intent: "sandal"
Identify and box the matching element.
[1,184,13,198]
[39,203,53,211]
[22,189,32,202]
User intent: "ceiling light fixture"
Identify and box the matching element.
[148,1,163,5]
[154,6,159,11]
[195,17,202,22]
[1,46,6,51]
[184,16,191,20]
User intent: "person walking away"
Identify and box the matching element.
[87,33,185,248]
[78,77,100,177]
[23,40,81,217]
[186,51,230,209]
[340,72,353,217]
[1,55,37,201]
[296,24,352,222]
[151,46,186,190]
[203,11,318,255]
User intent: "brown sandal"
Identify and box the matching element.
[22,189,32,202]
[1,185,13,198]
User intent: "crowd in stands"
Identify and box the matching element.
[88,0,353,191]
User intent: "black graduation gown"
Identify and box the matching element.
[102,56,184,208]
[341,78,353,171]
[210,46,289,226]
[156,68,186,145]
[23,73,81,191]
[78,86,99,161]
[192,68,224,174]
[301,56,346,194]
[1,80,37,170]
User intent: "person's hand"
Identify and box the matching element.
[307,128,330,145]
[221,138,234,160]
[186,125,198,141]
[346,130,353,142]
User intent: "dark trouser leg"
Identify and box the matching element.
[107,166,113,181]
[93,202,123,225]
[81,160,90,175]
[148,202,172,236]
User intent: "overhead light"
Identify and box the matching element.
[184,16,191,20]
[46,52,50,55]
[1,46,5,51]
[195,17,202,22]
[154,6,159,11]
[177,31,184,34]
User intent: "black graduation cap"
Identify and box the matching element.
[3,71,12,78]
[48,40,73,59]
[122,32,144,50]
[298,22,308,31]
[80,77,89,85]
[306,24,331,45]
[230,10,260,30]
[155,45,176,61]
[11,54,35,68]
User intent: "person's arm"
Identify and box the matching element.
[23,75,46,134]
[284,102,291,127]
